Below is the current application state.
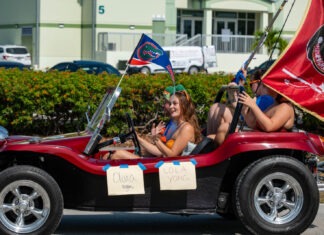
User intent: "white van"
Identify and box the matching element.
[0,45,31,66]
[127,46,216,75]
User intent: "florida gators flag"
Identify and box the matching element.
[128,34,175,83]
[262,0,324,121]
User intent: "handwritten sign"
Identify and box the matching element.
[158,162,197,190]
[106,165,145,195]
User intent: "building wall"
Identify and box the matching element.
[96,0,165,26]
[81,0,95,60]
[38,0,82,69]
[279,0,309,36]
[0,0,36,58]
[0,0,36,24]
[0,0,310,71]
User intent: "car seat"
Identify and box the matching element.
[190,136,216,154]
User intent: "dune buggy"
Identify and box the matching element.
[0,86,323,235]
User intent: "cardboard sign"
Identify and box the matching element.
[158,161,197,190]
[106,165,145,196]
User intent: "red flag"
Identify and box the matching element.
[262,0,324,121]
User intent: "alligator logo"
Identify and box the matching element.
[137,42,163,61]
[307,25,324,75]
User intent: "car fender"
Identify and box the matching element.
[219,131,324,157]
[3,143,105,174]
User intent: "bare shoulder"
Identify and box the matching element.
[269,102,293,112]
[265,102,294,119]
[277,102,294,112]
[180,122,194,132]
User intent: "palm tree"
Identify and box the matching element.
[253,29,288,56]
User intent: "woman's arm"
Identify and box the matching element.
[137,135,163,156]
[241,97,258,129]
[238,92,293,132]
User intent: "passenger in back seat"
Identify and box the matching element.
[210,76,295,145]
[238,91,295,132]
[207,70,281,146]
[207,70,273,135]
[206,69,247,136]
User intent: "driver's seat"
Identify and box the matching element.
[190,136,216,155]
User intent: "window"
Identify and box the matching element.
[216,11,237,18]
[6,47,28,54]
[214,11,255,35]
[177,9,203,37]
[22,27,32,36]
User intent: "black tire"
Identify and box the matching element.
[0,165,63,235]
[140,66,150,75]
[234,155,319,235]
[188,66,199,74]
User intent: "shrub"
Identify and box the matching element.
[0,69,321,137]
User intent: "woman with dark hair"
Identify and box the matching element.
[108,90,202,159]
[238,91,295,132]
[207,69,276,145]
[208,66,296,147]
[240,69,276,126]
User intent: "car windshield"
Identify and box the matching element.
[80,65,100,74]
[259,60,274,69]
[86,87,121,132]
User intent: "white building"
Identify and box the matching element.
[0,0,308,72]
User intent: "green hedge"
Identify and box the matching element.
[0,68,322,136]
[0,69,235,136]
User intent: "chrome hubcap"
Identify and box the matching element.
[254,172,303,224]
[0,180,50,233]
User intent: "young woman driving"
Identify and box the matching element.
[107,90,202,159]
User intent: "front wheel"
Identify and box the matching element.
[188,66,199,75]
[0,165,63,235]
[234,155,319,235]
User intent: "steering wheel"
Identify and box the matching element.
[125,113,142,156]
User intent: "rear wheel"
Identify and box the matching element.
[188,66,199,74]
[0,165,63,235]
[234,155,319,235]
[140,66,151,75]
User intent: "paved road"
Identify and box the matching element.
[54,204,324,235]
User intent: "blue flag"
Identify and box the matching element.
[128,34,175,83]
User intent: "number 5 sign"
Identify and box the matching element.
[98,5,105,14]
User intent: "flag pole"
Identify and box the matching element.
[243,0,288,70]
[115,64,129,90]
[115,34,144,90]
